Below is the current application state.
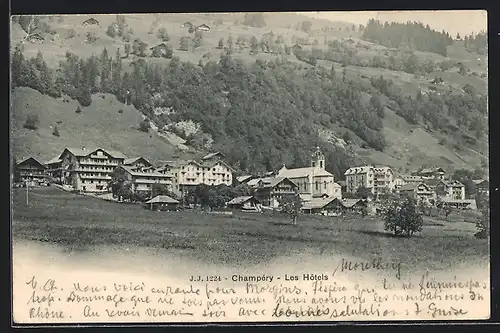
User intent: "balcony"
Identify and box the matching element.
[79,160,119,167]
[79,174,112,180]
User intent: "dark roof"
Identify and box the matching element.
[26,33,44,40]
[60,147,127,159]
[17,157,47,169]
[150,43,168,50]
[123,156,152,166]
[83,18,99,24]
[227,196,258,205]
[145,195,179,204]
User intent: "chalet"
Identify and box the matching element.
[123,156,153,169]
[393,176,405,192]
[45,156,63,183]
[25,33,44,43]
[431,77,444,85]
[473,179,489,196]
[145,195,180,211]
[195,24,211,32]
[227,196,261,211]
[398,182,435,203]
[115,165,173,193]
[301,197,344,215]
[278,147,341,201]
[150,43,170,57]
[253,177,298,208]
[181,22,193,28]
[58,147,127,192]
[435,180,466,200]
[291,44,303,53]
[16,157,48,186]
[82,18,100,26]
[417,167,445,180]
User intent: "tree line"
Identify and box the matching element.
[362,19,454,56]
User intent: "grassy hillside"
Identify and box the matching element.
[10,13,488,175]
[11,87,193,163]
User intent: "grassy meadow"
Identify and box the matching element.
[11,186,489,273]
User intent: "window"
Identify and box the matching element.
[324,181,327,189]
[315,182,318,190]
[320,161,323,168]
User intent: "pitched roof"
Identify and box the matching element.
[202,152,225,160]
[279,167,333,178]
[399,182,432,192]
[344,166,373,175]
[341,199,364,208]
[441,180,464,187]
[17,157,47,169]
[60,147,127,159]
[26,33,44,40]
[145,195,179,204]
[473,179,489,185]
[247,178,263,187]
[150,43,168,50]
[423,179,442,188]
[259,177,296,189]
[401,175,423,182]
[83,18,99,24]
[123,156,152,166]
[227,196,257,205]
[398,183,419,191]
[236,175,253,183]
[45,156,62,165]
[120,165,172,178]
[302,197,338,210]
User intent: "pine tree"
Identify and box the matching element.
[112,48,122,94]
[124,43,131,58]
[218,38,224,49]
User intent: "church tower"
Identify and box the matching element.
[311,146,325,169]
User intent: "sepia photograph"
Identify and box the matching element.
[10,10,490,324]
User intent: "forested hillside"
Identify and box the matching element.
[10,13,488,179]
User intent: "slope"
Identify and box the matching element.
[10,87,192,164]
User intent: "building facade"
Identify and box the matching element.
[435,180,466,200]
[417,167,446,180]
[59,147,127,192]
[15,157,48,185]
[373,166,395,196]
[116,165,173,193]
[253,177,298,208]
[277,147,341,201]
[398,182,436,203]
[157,157,234,197]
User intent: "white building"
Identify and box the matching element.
[277,147,342,201]
[345,165,394,196]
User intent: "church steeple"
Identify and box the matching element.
[311,146,325,169]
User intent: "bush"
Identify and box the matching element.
[24,113,39,130]
[139,119,150,132]
[118,109,123,114]
[384,198,423,237]
[75,106,82,113]
[475,207,489,239]
[52,126,60,137]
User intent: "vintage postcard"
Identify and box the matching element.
[10,10,489,324]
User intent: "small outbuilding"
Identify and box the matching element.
[145,195,180,211]
[227,196,261,212]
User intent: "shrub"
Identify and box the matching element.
[75,106,82,113]
[118,109,123,114]
[384,197,423,237]
[24,113,39,130]
[475,208,489,239]
[52,126,60,137]
[139,119,150,132]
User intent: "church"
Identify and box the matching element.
[277,147,342,201]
